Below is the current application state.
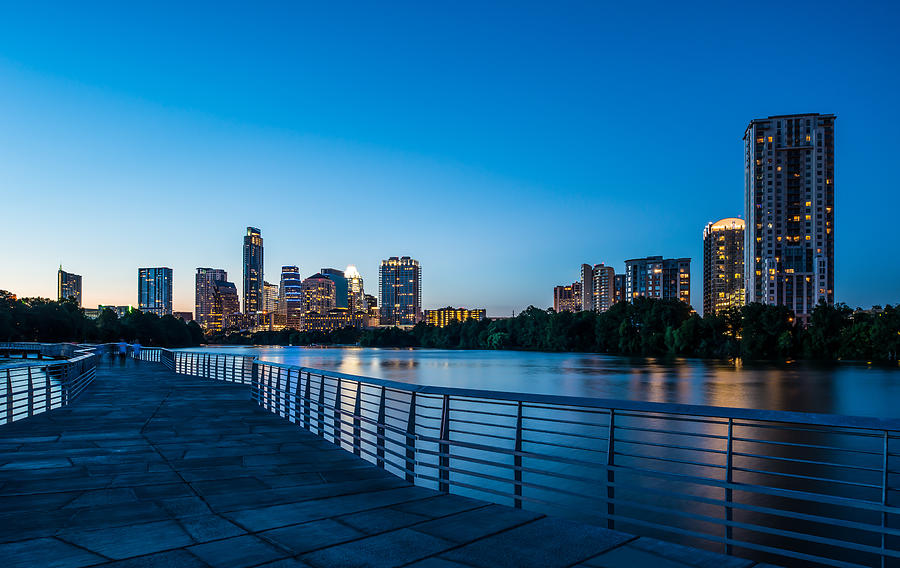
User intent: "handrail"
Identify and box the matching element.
[137,347,900,568]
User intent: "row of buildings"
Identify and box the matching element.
[57,228,485,332]
[554,113,835,324]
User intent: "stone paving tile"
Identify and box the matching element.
[335,506,430,535]
[581,537,755,568]
[94,549,212,568]
[58,519,194,559]
[0,536,107,568]
[259,518,366,555]
[411,503,543,544]
[390,494,486,519]
[177,514,246,542]
[186,534,290,568]
[438,517,635,568]
[301,527,457,568]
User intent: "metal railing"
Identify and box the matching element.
[0,343,101,425]
[140,348,899,568]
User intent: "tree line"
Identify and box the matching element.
[0,291,204,347]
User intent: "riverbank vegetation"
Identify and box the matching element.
[0,291,204,347]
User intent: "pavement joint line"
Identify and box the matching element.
[567,534,641,567]
[52,533,114,563]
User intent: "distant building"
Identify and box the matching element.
[173,311,193,322]
[379,256,422,326]
[263,281,279,314]
[703,218,745,316]
[83,308,100,319]
[242,227,264,317]
[424,307,486,328]
[58,267,82,307]
[195,268,228,330]
[624,256,691,305]
[321,268,348,309]
[345,265,366,314]
[365,294,379,327]
[553,282,582,313]
[138,267,173,316]
[303,308,356,334]
[98,305,135,319]
[580,263,616,312]
[301,273,337,323]
[214,281,241,330]
[614,274,626,304]
[744,113,835,323]
[278,266,303,330]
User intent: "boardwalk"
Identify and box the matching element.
[0,359,768,568]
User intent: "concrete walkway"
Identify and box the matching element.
[0,359,773,568]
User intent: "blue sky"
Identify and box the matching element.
[1,1,898,315]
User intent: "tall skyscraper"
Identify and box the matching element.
[57,267,82,307]
[345,265,366,313]
[744,113,835,322]
[703,218,745,317]
[580,263,616,312]
[214,281,241,330]
[278,266,303,330]
[624,256,691,305]
[137,267,173,316]
[301,273,337,318]
[320,268,348,309]
[553,282,582,313]
[263,281,279,314]
[242,227,263,315]
[379,256,422,326]
[195,268,227,329]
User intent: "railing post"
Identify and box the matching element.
[318,374,326,437]
[514,401,523,509]
[231,355,236,382]
[5,369,12,424]
[333,377,342,446]
[303,371,311,431]
[405,392,416,483]
[606,408,615,529]
[275,366,283,417]
[376,386,386,468]
[726,418,734,555]
[45,368,52,412]
[251,362,259,404]
[439,394,451,493]
[882,430,888,568]
[27,366,34,417]
[353,383,362,457]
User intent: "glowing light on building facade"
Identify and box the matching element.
[703,218,745,316]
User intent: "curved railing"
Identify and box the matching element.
[140,347,899,568]
[0,343,102,425]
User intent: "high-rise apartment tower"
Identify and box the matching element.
[138,267,173,316]
[703,218,745,316]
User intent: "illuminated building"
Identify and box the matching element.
[580,263,616,312]
[624,256,691,305]
[553,282,582,313]
[320,268,348,309]
[300,273,336,324]
[58,267,82,307]
[424,307,486,328]
[303,308,355,334]
[263,281,279,314]
[98,305,135,318]
[214,281,241,330]
[278,266,303,330]
[83,308,100,319]
[365,294,379,327]
[703,218,745,316]
[614,274,626,304]
[173,311,193,322]
[242,227,264,317]
[137,267,173,316]
[195,268,227,330]
[379,256,422,326]
[345,265,366,314]
[744,113,835,323]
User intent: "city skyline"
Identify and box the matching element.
[2,4,899,314]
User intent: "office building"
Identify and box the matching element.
[58,267,82,307]
[624,256,691,305]
[301,273,337,318]
[263,281,279,314]
[346,265,366,314]
[744,113,835,322]
[195,268,228,330]
[321,268,348,309]
[242,227,264,316]
[379,256,422,326]
[614,274,626,304]
[137,267,173,316]
[365,294,379,327]
[173,311,193,322]
[553,282,582,313]
[424,307,487,328]
[214,281,241,330]
[279,266,303,330]
[703,218,745,316]
[303,308,356,334]
[580,263,616,312]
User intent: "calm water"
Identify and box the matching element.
[182,346,900,418]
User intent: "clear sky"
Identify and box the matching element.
[2,1,898,316]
